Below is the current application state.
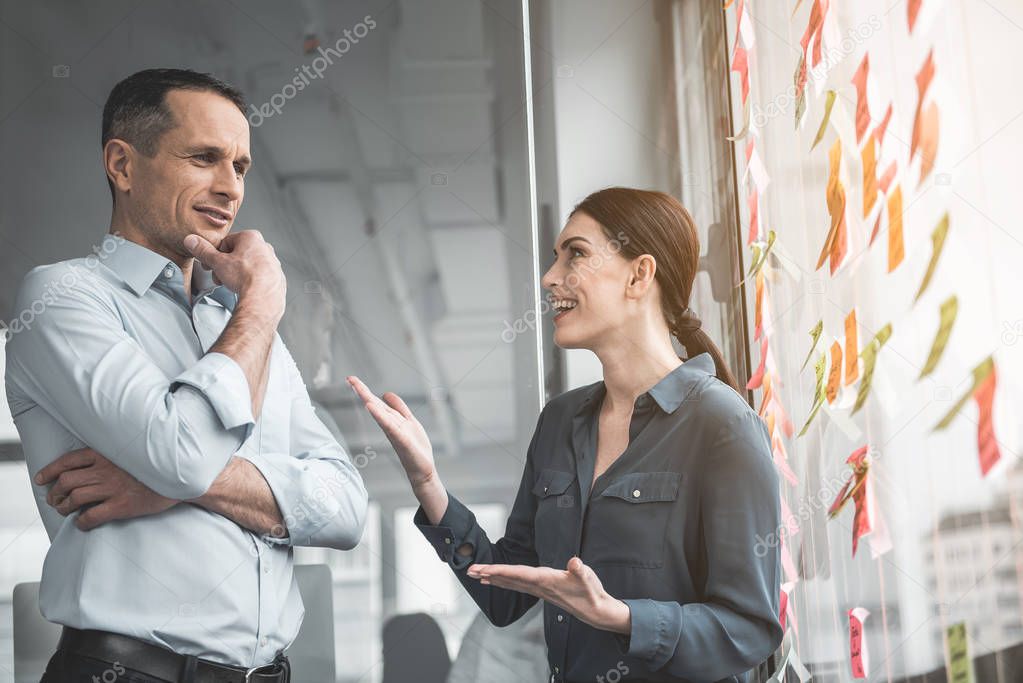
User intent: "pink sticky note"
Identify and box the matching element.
[780,581,797,634]
[780,536,799,583]
[849,607,870,678]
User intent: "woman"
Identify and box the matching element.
[349,187,783,683]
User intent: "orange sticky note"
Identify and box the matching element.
[887,185,905,272]
[911,51,936,158]
[878,159,897,194]
[773,433,799,487]
[908,0,923,32]
[747,335,769,390]
[800,0,826,64]
[874,103,893,147]
[826,340,843,403]
[844,309,859,385]
[794,0,826,112]
[754,270,765,340]
[918,101,940,186]
[747,189,760,244]
[869,211,883,247]
[862,134,878,218]
[809,0,828,67]
[816,139,847,274]
[852,54,871,144]
[976,366,1002,476]
[758,373,774,418]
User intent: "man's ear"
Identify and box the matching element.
[104,139,134,197]
[627,254,658,296]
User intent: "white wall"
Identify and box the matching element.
[539,0,674,390]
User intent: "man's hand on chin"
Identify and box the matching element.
[35,448,177,530]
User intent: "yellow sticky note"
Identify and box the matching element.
[802,320,824,371]
[811,90,837,151]
[919,296,957,379]
[853,323,892,414]
[862,134,878,218]
[799,352,828,436]
[915,213,949,302]
[826,340,843,404]
[945,622,974,683]
[934,356,994,431]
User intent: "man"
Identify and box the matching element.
[4,68,368,682]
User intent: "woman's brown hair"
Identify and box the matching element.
[571,187,742,393]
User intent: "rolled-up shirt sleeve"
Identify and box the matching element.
[171,352,254,432]
[237,341,367,550]
[5,265,252,500]
[619,410,783,682]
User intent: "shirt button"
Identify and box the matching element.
[260,636,269,647]
[264,564,271,574]
[444,537,452,544]
[163,266,174,278]
[632,489,641,498]
[556,614,564,622]
[553,666,560,674]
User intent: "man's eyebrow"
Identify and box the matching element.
[184,145,252,167]
[552,235,591,256]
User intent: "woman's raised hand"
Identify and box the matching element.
[346,376,436,488]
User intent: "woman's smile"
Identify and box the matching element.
[551,297,578,324]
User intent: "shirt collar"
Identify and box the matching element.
[98,234,236,310]
[647,352,716,412]
[98,234,173,297]
[577,352,716,415]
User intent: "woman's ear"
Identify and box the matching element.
[627,254,657,297]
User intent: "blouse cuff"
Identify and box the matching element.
[620,598,683,670]
[413,493,481,571]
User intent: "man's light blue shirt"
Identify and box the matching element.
[4,234,368,667]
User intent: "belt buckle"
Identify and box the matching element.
[243,662,277,682]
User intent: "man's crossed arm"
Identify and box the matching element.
[17,231,320,542]
[37,448,286,538]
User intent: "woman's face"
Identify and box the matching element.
[541,212,638,350]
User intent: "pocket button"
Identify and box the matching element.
[632,489,641,498]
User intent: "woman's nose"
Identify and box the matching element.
[541,262,558,290]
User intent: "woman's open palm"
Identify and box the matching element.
[347,376,435,485]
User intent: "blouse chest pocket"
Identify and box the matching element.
[585,471,681,569]
[532,469,576,564]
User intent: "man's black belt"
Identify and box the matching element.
[56,627,291,682]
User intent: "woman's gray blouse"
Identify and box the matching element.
[415,352,783,683]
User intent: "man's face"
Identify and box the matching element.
[127,89,251,255]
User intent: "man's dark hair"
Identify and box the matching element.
[101,68,247,201]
